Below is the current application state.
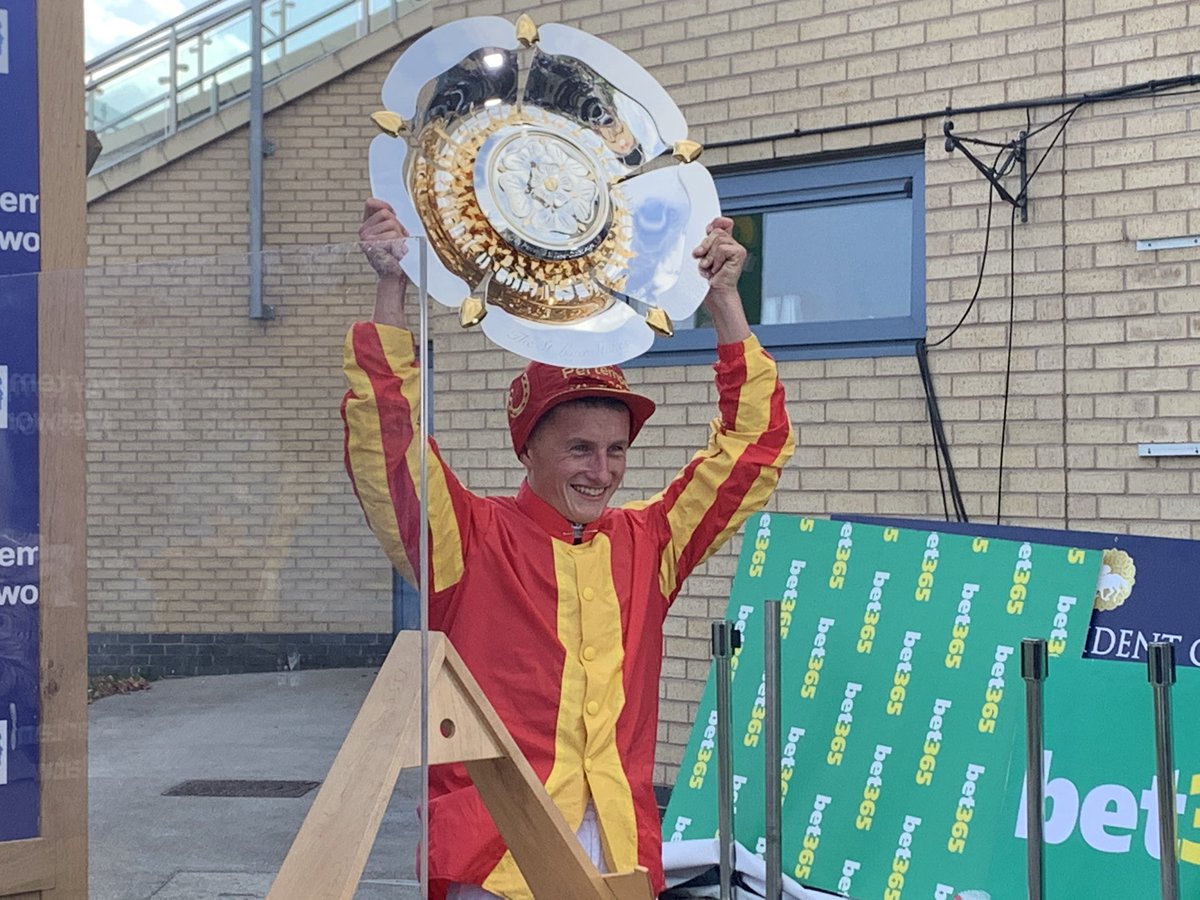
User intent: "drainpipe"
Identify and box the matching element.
[249,0,274,320]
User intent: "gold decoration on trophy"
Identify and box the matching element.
[515,14,540,47]
[672,139,703,164]
[459,295,488,328]
[404,103,634,324]
[644,307,673,337]
[370,111,407,138]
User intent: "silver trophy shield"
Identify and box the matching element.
[368,14,721,366]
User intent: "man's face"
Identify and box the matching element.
[520,401,631,524]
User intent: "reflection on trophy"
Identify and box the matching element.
[368,14,719,366]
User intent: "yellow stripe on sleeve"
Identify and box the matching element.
[382,330,465,593]
[343,332,412,582]
[343,325,465,594]
[647,339,791,600]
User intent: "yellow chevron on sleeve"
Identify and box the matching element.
[655,535,680,608]
[625,431,777,601]
[678,417,793,590]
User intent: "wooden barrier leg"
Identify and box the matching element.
[268,632,654,900]
[267,635,432,900]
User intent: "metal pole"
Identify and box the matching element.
[712,622,736,900]
[417,237,430,900]
[358,0,370,38]
[1021,638,1048,900]
[167,29,179,135]
[248,0,273,319]
[764,600,782,900]
[1148,642,1179,900]
[278,0,288,55]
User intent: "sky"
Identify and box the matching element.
[85,0,195,60]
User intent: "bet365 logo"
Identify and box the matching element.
[1015,750,1200,866]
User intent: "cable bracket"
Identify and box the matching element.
[943,118,1029,223]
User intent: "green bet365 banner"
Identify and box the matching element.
[664,514,1200,899]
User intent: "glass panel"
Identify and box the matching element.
[86,1,432,173]
[684,195,913,330]
[88,52,172,152]
[185,12,254,81]
[760,196,912,324]
[69,243,434,897]
[285,0,362,54]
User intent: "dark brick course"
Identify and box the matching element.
[87,632,393,678]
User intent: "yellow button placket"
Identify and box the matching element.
[564,534,640,876]
[571,538,623,790]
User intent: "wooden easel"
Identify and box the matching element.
[268,632,654,900]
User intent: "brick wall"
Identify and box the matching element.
[86,630,394,679]
[86,0,1200,782]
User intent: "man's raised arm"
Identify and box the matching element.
[358,197,410,329]
[693,215,753,346]
[343,198,470,596]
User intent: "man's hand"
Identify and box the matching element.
[692,216,746,295]
[360,198,410,278]
[693,217,752,344]
[360,198,410,328]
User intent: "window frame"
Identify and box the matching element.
[632,148,926,367]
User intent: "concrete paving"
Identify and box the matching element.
[89,667,422,900]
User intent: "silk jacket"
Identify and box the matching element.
[342,323,794,899]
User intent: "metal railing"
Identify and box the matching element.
[85,0,421,173]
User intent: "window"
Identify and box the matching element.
[638,149,925,365]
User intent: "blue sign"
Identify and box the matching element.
[0,0,41,843]
[841,515,1200,670]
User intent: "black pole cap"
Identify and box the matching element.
[711,621,731,658]
[1147,642,1176,687]
[1021,637,1049,681]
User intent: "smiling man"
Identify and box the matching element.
[342,198,794,900]
[508,362,654,531]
